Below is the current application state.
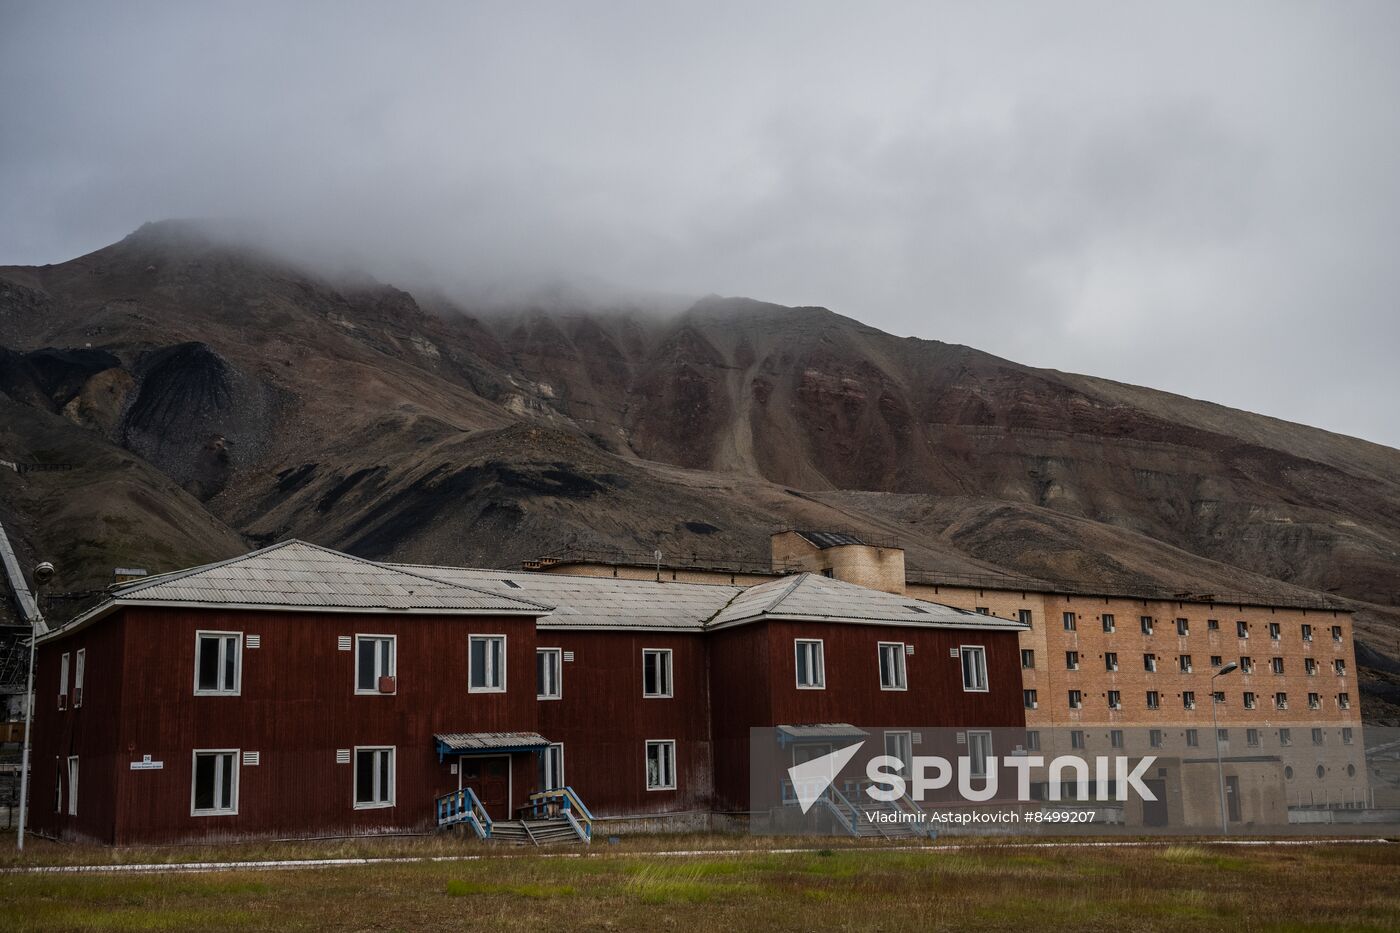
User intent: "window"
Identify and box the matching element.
[1185,728,1200,747]
[58,652,69,710]
[1243,691,1257,710]
[884,731,913,775]
[1279,727,1292,746]
[794,640,825,690]
[1110,729,1124,749]
[1182,691,1196,710]
[1140,616,1153,635]
[354,747,394,808]
[1246,728,1260,747]
[975,606,990,615]
[1021,649,1035,669]
[1338,692,1351,710]
[1146,690,1160,710]
[1217,728,1229,744]
[355,635,396,694]
[1026,730,1041,752]
[1104,652,1118,672]
[1342,727,1354,744]
[1018,609,1033,627]
[191,750,239,815]
[194,632,241,695]
[1102,614,1115,633]
[1065,651,1079,671]
[1271,657,1285,675]
[1308,692,1321,710]
[1274,692,1288,710]
[542,743,565,790]
[1023,689,1038,710]
[1301,624,1313,642]
[1179,655,1192,673]
[1149,729,1163,748]
[960,646,988,692]
[1107,690,1121,709]
[878,642,907,691]
[1332,625,1343,642]
[66,757,78,816]
[1176,618,1189,636]
[537,648,562,700]
[1062,612,1077,631]
[1237,621,1249,638]
[1212,690,1225,703]
[53,764,62,814]
[73,649,85,708]
[1269,622,1280,640]
[1070,730,1085,750]
[1316,764,1326,779]
[1144,653,1157,673]
[1068,690,1083,709]
[1305,658,1317,676]
[1240,656,1254,674]
[1208,619,1219,631]
[1311,728,1324,746]
[1210,655,1222,668]
[469,635,506,692]
[643,648,674,697]
[1335,659,1347,676]
[645,740,676,790]
[967,731,992,778]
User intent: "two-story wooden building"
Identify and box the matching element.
[30,540,1027,844]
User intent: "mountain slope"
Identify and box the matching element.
[2,221,1398,719]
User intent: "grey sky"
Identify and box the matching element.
[2,1,1398,448]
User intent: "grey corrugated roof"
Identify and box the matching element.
[386,564,742,631]
[40,541,550,643]
[796,531,865,549]
[435,732,551,752]
[707,573,1028,631]
[777,723,869,738]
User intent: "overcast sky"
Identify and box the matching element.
[2,1,1397,448]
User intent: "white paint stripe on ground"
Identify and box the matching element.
[2,837,1388,876]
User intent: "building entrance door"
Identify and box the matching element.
[460,756,511,819]
[1225,776,1242,823]
[1142,779,1169,827]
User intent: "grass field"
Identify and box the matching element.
[1,836,1397,931]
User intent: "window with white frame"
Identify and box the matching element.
[194,632,241,695]
[1062,612,1076,631]
[58,652,69,709]
[884,730,913,776]
[960,645,988,692]
[642,648,673,697]
[645,740,676,790]
[966,731,993,778]
[73,649,85,708]
[191,749,239,815]
[542,743,565,790]
[468,635,506,693]
[66,756,78,816]
[537,648,562,700]
[795,640,825,689]
[878,642,907,690]
[354,746,395,808]
[355,635,396,694]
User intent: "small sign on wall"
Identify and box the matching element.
[130,754,164,770]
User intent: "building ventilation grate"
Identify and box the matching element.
[336,749,351,764]
[246,634,261,649]
[338,636,352,651]
[243,751,260,766]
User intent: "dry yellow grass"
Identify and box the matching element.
[0,837,1397,931]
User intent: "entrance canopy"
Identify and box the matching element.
[776,723,868,746]
[434,732,551,761]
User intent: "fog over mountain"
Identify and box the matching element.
[2,1,1398,446]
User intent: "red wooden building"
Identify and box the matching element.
[30,541,1026,844]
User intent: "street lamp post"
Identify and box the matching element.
[1211,661,1239,836]
[16,561,53,853]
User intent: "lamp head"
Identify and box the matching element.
[32,562,55,586]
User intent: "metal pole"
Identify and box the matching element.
[1212,682,1227,835]
[16,628,35,851]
